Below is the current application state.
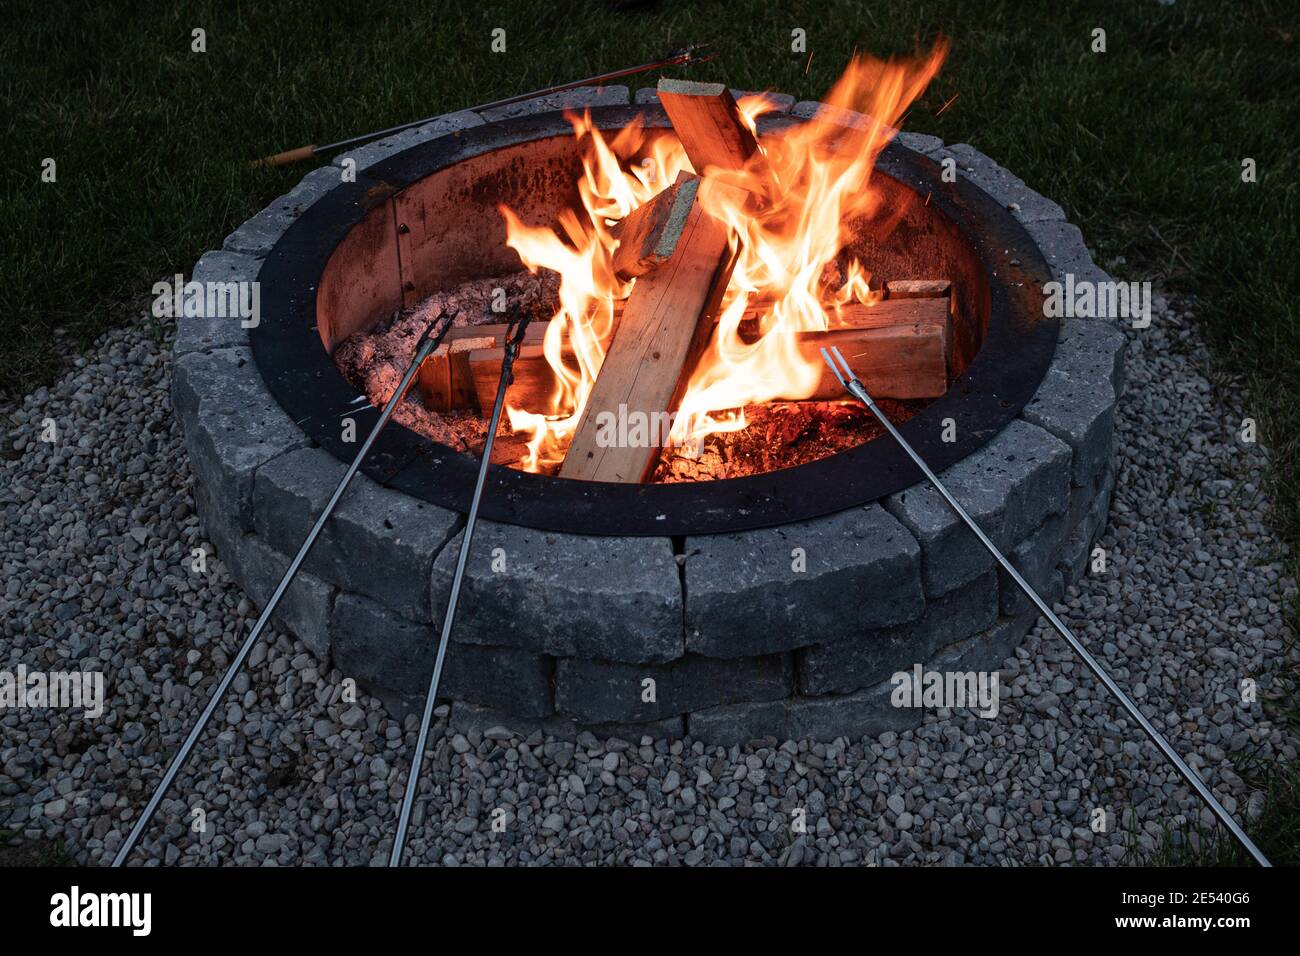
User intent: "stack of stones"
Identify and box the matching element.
[172,86,1125,743]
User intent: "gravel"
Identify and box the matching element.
[0,295,1295,866]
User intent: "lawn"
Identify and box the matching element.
[3,0,1298,861]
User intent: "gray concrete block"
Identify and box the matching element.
[788,679,924,741]
[634,87,659,105]
[223,536,333,659]
[449,701,683,743]
[252,447,458,621]
[1024,316,1128,489]
[884,420,1072,597]
[191,479,333,659]
[172,347,309,532]
[933,618,1022,676]
[477,86,629,123]
[332,594,553,716]
[894,131,945,156]
[935,572,1066,678]
[1023,219,1110,289]
[1059,469,1115,584]
[332,110,484,173]
[1022,365,1116,489]
[1056,315,1128,408]
[691,676,932,743]
[999,514,1066,616]
[432,522,683,663]
[554,653,792,723]
[331,593,433,698]
[797,570,998,694]
[443,643,555,719]
[686,699,789,746]
[223,166,340,257]
[1057,521,1091,587]
[937,144,1066,223]
[685,504,924,658]
[173,250,262,357]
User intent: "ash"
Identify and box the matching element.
[332,270,559,452]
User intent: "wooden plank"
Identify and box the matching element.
[884,278,953,371]
[557,179,744,482]
[468,296,950,411]
[609,173,699,280]
[656,79,759,174]
[794,322,947,400]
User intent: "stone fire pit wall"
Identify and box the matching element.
[173,86,1126,743]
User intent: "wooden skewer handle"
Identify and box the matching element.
[250,144,318,169]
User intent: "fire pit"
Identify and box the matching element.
[173,82,1125,742]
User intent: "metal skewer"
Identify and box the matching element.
[111,309,457,867]
[820,346,1271,868]
[389,310,533,866]
[251,42,716,168]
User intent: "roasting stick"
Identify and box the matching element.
[111,310,457,867]
[820,347,1271,867]
[389,311,533,867]
[251,43,716,167]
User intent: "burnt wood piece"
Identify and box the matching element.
[884,278,952,299]
[467,296,951,412]
[417,335,496,411]
[656,79,760,174]
[609,172,700,280]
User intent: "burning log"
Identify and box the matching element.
[556,81,762,483]
[609,172,700,280]
[407,78,958,483]
[656,78,760,173]
[465,295,951,412]
[558,177,744,482]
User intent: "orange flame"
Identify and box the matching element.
[500,42,948,472]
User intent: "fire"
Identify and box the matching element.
[500,43,948,472]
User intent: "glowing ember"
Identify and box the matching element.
[500,43,948,473]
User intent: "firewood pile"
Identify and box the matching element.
[333,80,952,482]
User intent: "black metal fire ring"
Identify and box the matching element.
[252,105,1058,537]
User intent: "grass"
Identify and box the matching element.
[0,827,74,867]
[1132,740,1300,866]
[3,0,1298,862]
